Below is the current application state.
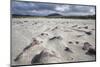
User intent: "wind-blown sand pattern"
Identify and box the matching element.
[11,17,96,65]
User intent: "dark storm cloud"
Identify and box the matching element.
[11,1,95,16]
[11,1,57,15]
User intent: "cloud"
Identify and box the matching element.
[12,1,35,10]
[33,3,55,10]
[70,5,92,12]
[11,1,95,16]
[55,5,70,12]
[89,7,95,15]
[31,10,56,16]
[60,5,95,15]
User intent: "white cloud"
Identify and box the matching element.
[89,7,95,15]
[55,5,70,12]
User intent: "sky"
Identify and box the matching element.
[11,1,96,16]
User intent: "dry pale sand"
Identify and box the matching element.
[11,17,96,65]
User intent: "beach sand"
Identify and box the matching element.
[11,17,96,65]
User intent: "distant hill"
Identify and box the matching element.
[12,14,96,19]
[47,13,96,19]
[47,13,63,16]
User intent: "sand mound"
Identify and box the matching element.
[31,49,62,64]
